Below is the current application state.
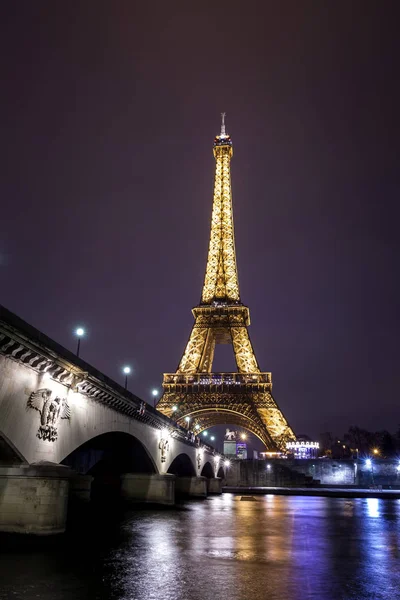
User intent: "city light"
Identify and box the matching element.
[240,433,247,440]
[75,327,85,357]
[194,424,200,430]
[172,405,177,412]
[267,464,271,470]
[152,389,159,396]
[210,436,215,441]
[123,366,131,390]
[224,460,231,468]
[373,448,379,455]
[366,459,372,469]
[185,416,190,422]
[203,431,208,437]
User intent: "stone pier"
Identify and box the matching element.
[120,473,175,505]
[175,476,207,498]
[207,477,222,494]
[0,463,70,535]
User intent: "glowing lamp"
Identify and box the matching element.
[152,389,159,396]
[224,460,231,468]
[122,366,131,390]
[172,405,178,412]
[75,327,85,357]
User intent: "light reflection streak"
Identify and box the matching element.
[366,497,380,518]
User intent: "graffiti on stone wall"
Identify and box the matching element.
[28,388,70,442]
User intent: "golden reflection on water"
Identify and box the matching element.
[1,495,400,600]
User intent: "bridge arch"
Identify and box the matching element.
[217,465,225,479]
[0,431,26,465]
[166,453,196,477]
[200,460,214,478]
[61,431,158,475]
[61,431,158,503]
[175,408,273,447]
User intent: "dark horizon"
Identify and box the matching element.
[1,2,399,443]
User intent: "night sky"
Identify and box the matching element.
[1,2,399,445]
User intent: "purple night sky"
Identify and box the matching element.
[1,2,399,445]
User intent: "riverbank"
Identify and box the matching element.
[223,486,400,499]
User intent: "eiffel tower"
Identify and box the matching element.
[157,115,295,450]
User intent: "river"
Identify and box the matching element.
[1,494,400,600]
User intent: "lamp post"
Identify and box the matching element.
[152,388,159,408]
[123,366,131,390]
[75,327,85,357]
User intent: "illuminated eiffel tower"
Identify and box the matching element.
[157,115,295,450]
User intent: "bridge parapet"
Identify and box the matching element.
[0,305,225,460]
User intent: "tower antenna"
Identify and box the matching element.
[220,112,226,136]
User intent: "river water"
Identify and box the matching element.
[1,494,400,600]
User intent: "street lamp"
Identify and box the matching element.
[123,366,131,390]
[210,436,215,442]
[152,388,159,408]
[75,327,85,357]
[240,433,247,440]
[185,416,191,429]
[203,431,208,437]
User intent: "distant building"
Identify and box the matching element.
[236,443,247,460]
[286,440,319,459]
[223,440,237,456]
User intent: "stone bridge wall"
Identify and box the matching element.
[0,306,226,534]
[225,458,400,487]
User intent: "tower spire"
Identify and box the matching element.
[220,112,226,136]
[201,117,238,304]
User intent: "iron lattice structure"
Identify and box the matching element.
[157,116,295,450]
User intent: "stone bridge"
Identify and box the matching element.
[0,306,228,534]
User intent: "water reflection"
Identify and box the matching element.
[0,496,400,600]
[366,497,380,518]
